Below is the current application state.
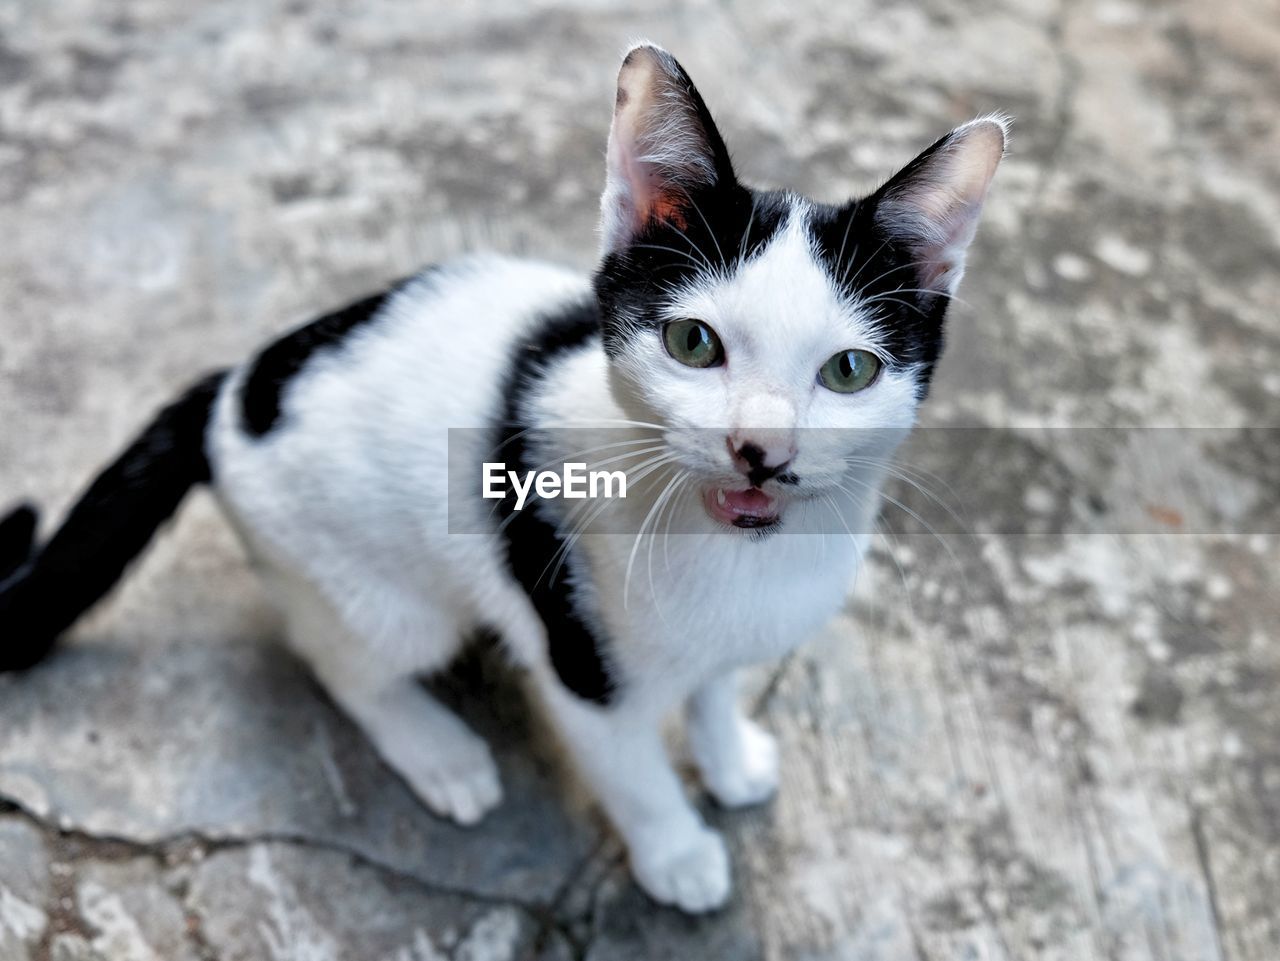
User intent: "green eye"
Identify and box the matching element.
[663,319,724,368]
[819,349,882,393]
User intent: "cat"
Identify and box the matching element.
[0,44,1005,913]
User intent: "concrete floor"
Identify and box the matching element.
[1,0,1279,959]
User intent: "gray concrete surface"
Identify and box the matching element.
[1,1,1278,959]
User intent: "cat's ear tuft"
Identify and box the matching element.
[599,43,734,255]
[872,115,1009,298]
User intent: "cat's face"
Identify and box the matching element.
[593,45,1006,531]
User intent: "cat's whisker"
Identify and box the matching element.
[545,493,618,588]
[843,455,971,534]
[493,416,668,442]
[646,468,688,624]
[540,452,680,587]
[623,462,684,611]
[858,285,972,318]
[530,439,666,478]
[551,416,668,432]
[842,236,893,289]
[821,490,868,564]
[816,499,829,564]
[873,287,972,311]
[826,483,916,621]
[544,486,622,588]
[860,294,930,318]
[661,471,691,574]
[486,417,667,481]
[833,211,858,287]
[629,243,710,273]
[683,192,727,270]
[880,455,972,515]
[518,446,673,539]
[664,216,720,278]
[871,504,918,627]
[548,450,678,552]
[540,445,673,525]
[840,462,978,663]
[846,254,920,293]
[844,455,964,526]
[838,472,963,578]
[737,195,759,268]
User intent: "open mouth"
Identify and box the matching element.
[703,485,782,529]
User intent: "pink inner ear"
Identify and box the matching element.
[599,45,717,253]
[642,187,690,231]
[916,201,984,294]
[612,133,697,238]
[876,118,1006,296]
[616,141,689,232]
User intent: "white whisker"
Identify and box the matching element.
[646,469,688,625]
[624,462,682,610]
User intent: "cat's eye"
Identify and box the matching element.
[663,319,724,369]
[818,349,882,393]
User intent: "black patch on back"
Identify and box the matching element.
[241,275,419,437]
[807,199,950,396]
[492,299,620,706]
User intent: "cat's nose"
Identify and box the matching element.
[728,435,796,487]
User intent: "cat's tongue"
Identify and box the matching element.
[704,486,781,528]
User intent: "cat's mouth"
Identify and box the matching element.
[702,485,782,529]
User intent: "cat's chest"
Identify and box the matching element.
[587,527,859,676]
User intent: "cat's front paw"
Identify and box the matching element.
[695,716,780,809]
[416,759,504,827]
[397,737,504,827]
[630,825,731,914]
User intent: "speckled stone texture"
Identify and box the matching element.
[1,1,1278,959]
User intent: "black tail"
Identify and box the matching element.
[0,371,227,671]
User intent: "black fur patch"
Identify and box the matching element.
[241,275,418,437]
[594,186,792,358]
[493,299,619,706]
[0,371,226,671]
[807,200,949,395]
[0,504,37,583]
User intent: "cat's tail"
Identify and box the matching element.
[0,371,228,671]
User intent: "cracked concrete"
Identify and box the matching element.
[1,0,1279,958]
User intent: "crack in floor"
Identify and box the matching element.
[0,791,599,961]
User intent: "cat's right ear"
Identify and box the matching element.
[598,44,736,255]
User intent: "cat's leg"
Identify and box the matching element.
[687,671,779,809]
[319,668,504,826]
[284,588,502,826]
[535,676,730,913]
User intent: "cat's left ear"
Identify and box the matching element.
[872,115,1009,298]
[599,43,736,255]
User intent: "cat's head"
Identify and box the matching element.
[592,44,1006,531]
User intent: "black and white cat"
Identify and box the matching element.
[0,45,1005,912]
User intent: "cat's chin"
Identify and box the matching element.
[702,485,783,530]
